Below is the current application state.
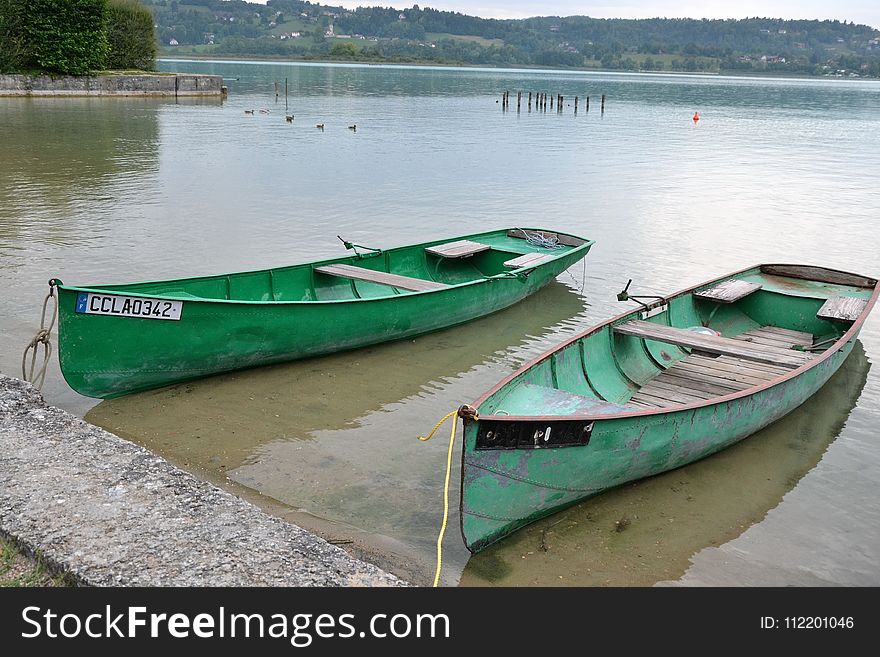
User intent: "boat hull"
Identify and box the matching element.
[56,236,589,398]
[460,263,878,552]
[460,338,854,552]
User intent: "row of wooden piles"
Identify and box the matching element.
[500,91,606,113]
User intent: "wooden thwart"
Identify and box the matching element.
[816,296,868,323]
[504,253,555,268]
[614,320,811,368]
[314,264,448,292]
[694,278,762,303]
[425,239,491,259]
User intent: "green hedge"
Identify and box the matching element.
[107,0,156,70]
[23,0,110,75]
[0,0,157,75]
[0,0,30,73]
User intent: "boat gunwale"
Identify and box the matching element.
[53,228,595,305]
[469,263,879,422]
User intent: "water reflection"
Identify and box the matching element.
[459,342,871,586]
[0,98,164,249]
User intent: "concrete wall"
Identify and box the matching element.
[0,376,405,586]
[0,73,224,97]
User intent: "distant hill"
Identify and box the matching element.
[143,0,880,77]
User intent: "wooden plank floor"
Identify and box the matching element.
[628,326,814,409]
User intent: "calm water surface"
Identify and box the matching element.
[1,62,878,585]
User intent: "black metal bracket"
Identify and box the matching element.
[616,278,666,311]
[475,419,594,450]
[337,235,382,259]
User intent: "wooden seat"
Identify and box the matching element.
[425,240,490,259]
[503,253,555,268]
[816,296,867,322]
[694,279,762,303]
[314,264,448,292]
[613,320,811,369]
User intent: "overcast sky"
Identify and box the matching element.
[301,1,880,29]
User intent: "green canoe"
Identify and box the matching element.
[52,228,593,398]
[459,264,878,552]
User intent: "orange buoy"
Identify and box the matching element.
[693,111,700,122]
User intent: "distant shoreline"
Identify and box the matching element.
[157,55,871,82]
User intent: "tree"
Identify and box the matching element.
[107,0,157,70]
[330,41,357,57]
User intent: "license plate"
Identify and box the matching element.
[75,292,183,321]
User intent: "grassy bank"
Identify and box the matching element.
[0,535,73,587]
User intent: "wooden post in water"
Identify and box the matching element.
[285,77,288,111]
[517,91,521,111]
[559,95,563,112]
[274,81,279,99]
[550,94,554,110]
[601,94,606,113]
[574,96,578,114]
[528,91,532,109]
[586,95,590,112]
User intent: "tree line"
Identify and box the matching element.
[0,0,156,75]
[117,1,880,77]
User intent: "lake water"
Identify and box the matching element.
[1,61,879,585]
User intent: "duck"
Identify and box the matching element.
[285,115,294,123]
[244,109,255,115]
[316,123,325,130]
[348,124,357,131]
[259,108,270,114]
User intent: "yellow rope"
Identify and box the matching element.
[418,409,460,588]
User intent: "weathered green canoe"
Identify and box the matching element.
[459,264,878,552]
[52,228,593,398]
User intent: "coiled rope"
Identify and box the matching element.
[418,405,477,587]
[513,227,563,250]
[22,280,58,391]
